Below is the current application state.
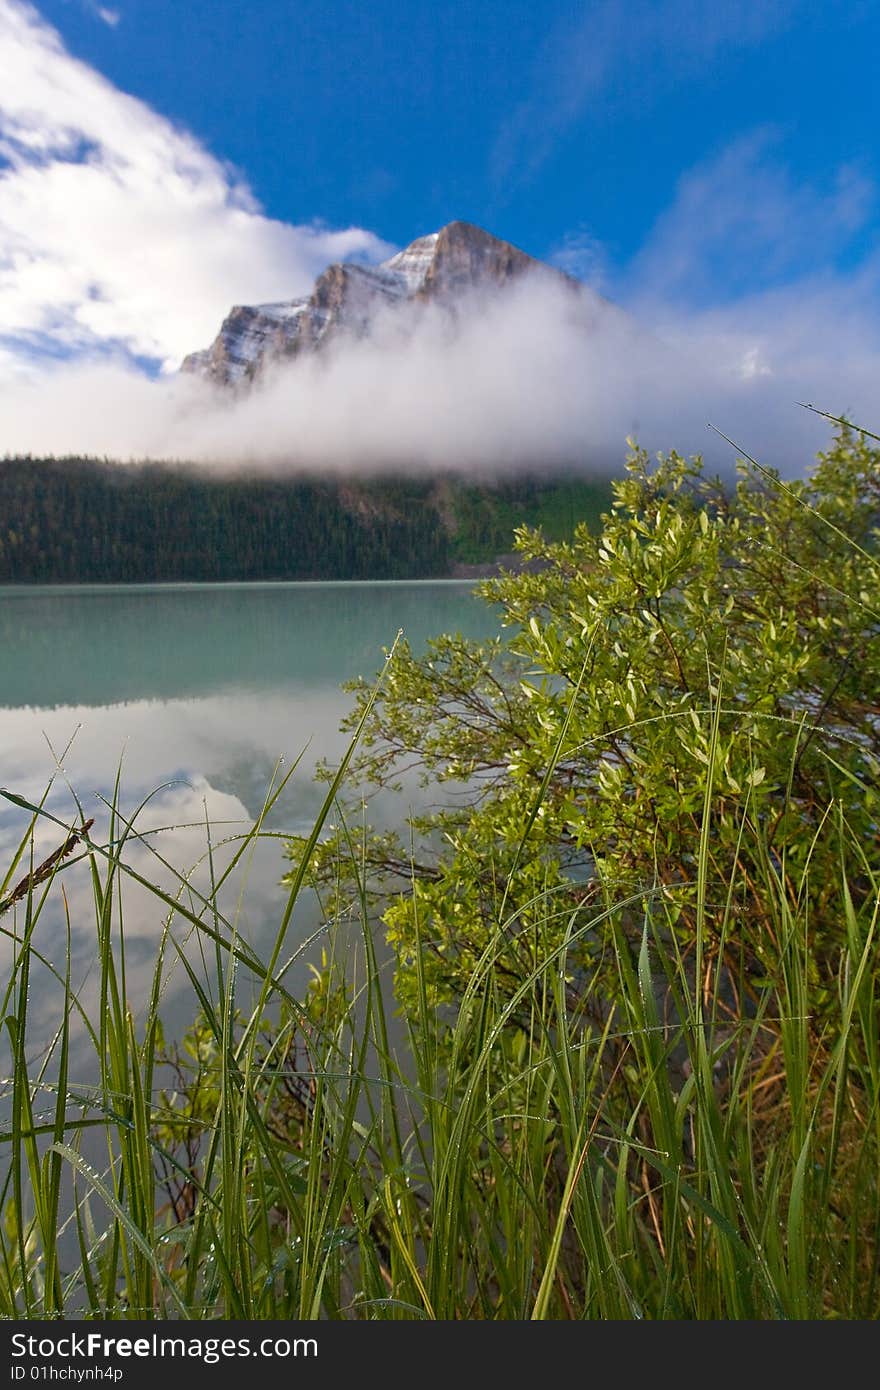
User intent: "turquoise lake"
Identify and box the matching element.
[0,580,498,1066]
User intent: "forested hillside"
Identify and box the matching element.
[0,457,611,582]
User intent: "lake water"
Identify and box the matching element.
[0,581,497,1068]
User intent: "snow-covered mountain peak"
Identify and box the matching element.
[180,221,565,387]
[380,230,441,293]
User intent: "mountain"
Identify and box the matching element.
[180,221,575,387]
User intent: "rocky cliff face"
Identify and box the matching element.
[180,221,569,387]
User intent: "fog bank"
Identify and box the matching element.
[4,270,877,477]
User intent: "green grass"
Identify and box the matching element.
[0,697,876,1320]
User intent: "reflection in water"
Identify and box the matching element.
[0,581,497,1065]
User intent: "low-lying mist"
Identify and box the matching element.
[2,272,876,476]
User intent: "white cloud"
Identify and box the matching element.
[75,0,120,24]
[625,130,874,306]
[547,226,608,289]
[0,0,391,370]
[3,252,879,476]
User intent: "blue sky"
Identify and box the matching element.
[26,0,877,276]
[0,0,878,468]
